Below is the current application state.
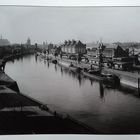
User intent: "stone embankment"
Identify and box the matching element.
[0,54,96,134]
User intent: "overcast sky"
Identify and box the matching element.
[0,6,140,44]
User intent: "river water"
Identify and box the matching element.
[5,54,140,134]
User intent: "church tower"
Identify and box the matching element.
[26,37,31,46]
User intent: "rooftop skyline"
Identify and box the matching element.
[1,6,140,44]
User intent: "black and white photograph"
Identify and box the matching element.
[1,5,140,136]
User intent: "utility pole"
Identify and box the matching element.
[98,42,105,73]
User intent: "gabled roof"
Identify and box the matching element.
[61,40,86,48]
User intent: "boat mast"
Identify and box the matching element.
[98,41,105,73]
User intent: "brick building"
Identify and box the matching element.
[61,40,86,55]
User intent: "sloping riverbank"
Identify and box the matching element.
[0,66,96,134]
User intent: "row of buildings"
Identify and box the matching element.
[86,42,140,70]
[60,40,86,54]
[42,40,86,58]
[1,35,140,71]
[51,40,140,71]
[42,39,140,71]
[87,43,129,58]
[0,37,35,58]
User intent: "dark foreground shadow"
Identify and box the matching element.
[0,110,96,135]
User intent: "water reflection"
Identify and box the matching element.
[58,65,85,87]
[35,55,38,63]
[47,61,50,68]
[90,79,93,86]
[35,55,140,100]
[16,56,23,63]
[6,54,140,134]
[44,60,47,66]
[16,56,23,62]
[60,67,63,76]
[99,82,104,99]
[77,74,82,87]
[54,64,57,72]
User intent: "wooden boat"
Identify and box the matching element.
[57,60,70,68]
[52,59,57,64]
[45,56,52,60]
[81,70,104,81]
[81,70,120,86]
[69,66,81,73]
[58,60,81,73]
[101,73,120,87]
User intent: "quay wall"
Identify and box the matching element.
[0,71,20,92]
[103,68,140,89]
[53,56,140,90]
[0,56,96,133]
[0,72,96,133]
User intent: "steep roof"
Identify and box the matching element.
[61,40,86,48]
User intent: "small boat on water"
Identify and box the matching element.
[58,60,81,73]
[81,69,120,86]
[45,56,52,60]
[57,60,70,68]
[43,54,54,60]
[81,69,103,81]
[52,59,57,64]
[37,53,46,59]
[102,73,120,87]
[69,65,81,73]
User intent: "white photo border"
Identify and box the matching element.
[0,0,140,140]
